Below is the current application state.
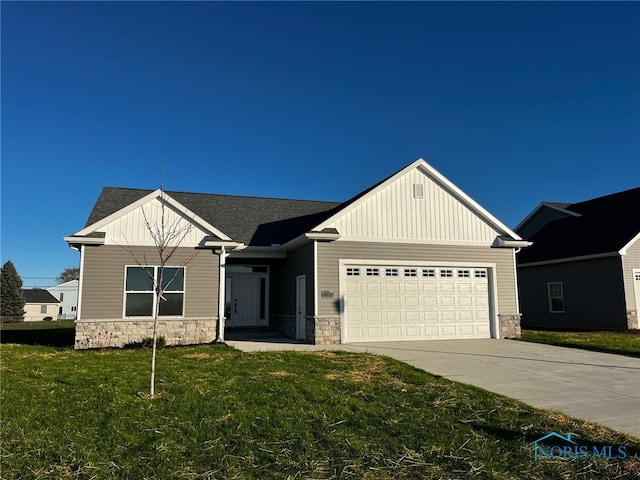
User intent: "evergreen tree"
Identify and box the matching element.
[1,260,26,320]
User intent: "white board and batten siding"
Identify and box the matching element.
[99,197,212,247]
[321,167,499,244]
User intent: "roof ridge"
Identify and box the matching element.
[102,186,341,205]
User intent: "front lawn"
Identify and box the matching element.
[520,330,640,358]
[1,344,638,479]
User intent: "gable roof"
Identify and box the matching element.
[84,187,341,247]
[78,158,524,248]
[23,289,60,304]
[517,187,640,265]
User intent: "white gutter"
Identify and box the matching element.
[518,251,619,268]
[493,237,533,248]
[64,236,106,246]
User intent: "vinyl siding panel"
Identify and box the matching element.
[324,168,498,243]
[80,245,218,319]
[622,238,640,311]
[274,243,314,316]
[317,241,517,316]
[518,257,627,330]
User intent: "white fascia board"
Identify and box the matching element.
[493,237,533,248]
[203,240,243,249]
[305,232,341,241]
[311,158,523,241]
[64,235,105,245]
[228,246,286,259]
[73,189,232,241]
[279,234,310,252]
[514,202,581,232]
[619,231,640,255]
[518,251,619,268]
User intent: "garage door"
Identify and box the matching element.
[343,265,491,342]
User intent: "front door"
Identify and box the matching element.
[229,273,258,327]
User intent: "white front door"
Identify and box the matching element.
[229,273,258,327]
[296,275,306,340]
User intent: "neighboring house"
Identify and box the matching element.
[65,158,530,349]
[515,187,640,331]
[47,280,79,319]
[23,289,60,322]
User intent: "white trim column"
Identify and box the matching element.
[217,247,229,342]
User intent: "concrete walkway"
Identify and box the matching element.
[227,338,640,438]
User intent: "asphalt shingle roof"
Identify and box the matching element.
[23,289,59,304]
[517,187,640,264]
[85,187,343,246]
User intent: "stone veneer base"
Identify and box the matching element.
[75,317,218,349]
[498,313,522,339]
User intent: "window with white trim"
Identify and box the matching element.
[125,266,185,317]
[457,269,470,278]
[404,268,417,277]
[422,269,435,277]
[40,305,47,314]
[346,267,360,276]
[440,269,453,278]
[385,268,398,277]
[474,269,487,278]
[366,268,379,277]
[548,282,564,313]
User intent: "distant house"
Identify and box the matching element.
[47,280,79,319]
[23,289,60,322]
[515,188,640,331]
[65,158,530,349]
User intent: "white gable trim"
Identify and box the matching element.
[313,158,523,241]
[72,189,232,241]
[619,231,640,256]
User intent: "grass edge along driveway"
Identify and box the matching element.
[520,330,640,358]
[1,343,639,479]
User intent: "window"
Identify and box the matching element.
[404,268,417,277]
[71,306,77,312]
[457,270,470,278]
[366,268,379,277]
[422,269,435,277]
[440,269,453,278]
[125,266,184,317]
[385,268,398,277]
[475,270,487,278]
[60,293,64,301]
[548,282,564,313]
[346,267,360,276]
[40,305,47,314]
[635,273,640,281]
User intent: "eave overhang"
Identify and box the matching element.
[492,236,533,249]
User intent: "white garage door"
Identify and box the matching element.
[343,265,491,342]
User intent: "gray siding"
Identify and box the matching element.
[622,238,640,311]
[518,257,627,330]
[274,242,314,316]
[316,241,518,316]
[80,245,219,319]
[517,206,574,239]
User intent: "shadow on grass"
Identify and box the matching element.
[0,328,75,348]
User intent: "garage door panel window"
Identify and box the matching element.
[404,268,417,277]
[440,269,453,278]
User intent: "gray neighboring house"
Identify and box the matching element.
[65,158,530,349]
[515,187,640,331]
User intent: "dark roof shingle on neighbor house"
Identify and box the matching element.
[85,187,343,246]
[517,187,640,264]
[23,289,59,304]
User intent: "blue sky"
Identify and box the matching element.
[2,1,639,288]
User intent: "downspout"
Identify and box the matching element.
[513,248,521,315]
[216,246,229,342]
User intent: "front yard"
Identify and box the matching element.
[520,330,640,358]
[1,343,638,479]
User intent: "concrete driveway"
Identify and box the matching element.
[340,339,640,438]
[228,337,640,438]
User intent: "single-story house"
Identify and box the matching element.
[65,158,531,349]
[47,280,79,320]
[515,187,640,331]
[23,289,60,322]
